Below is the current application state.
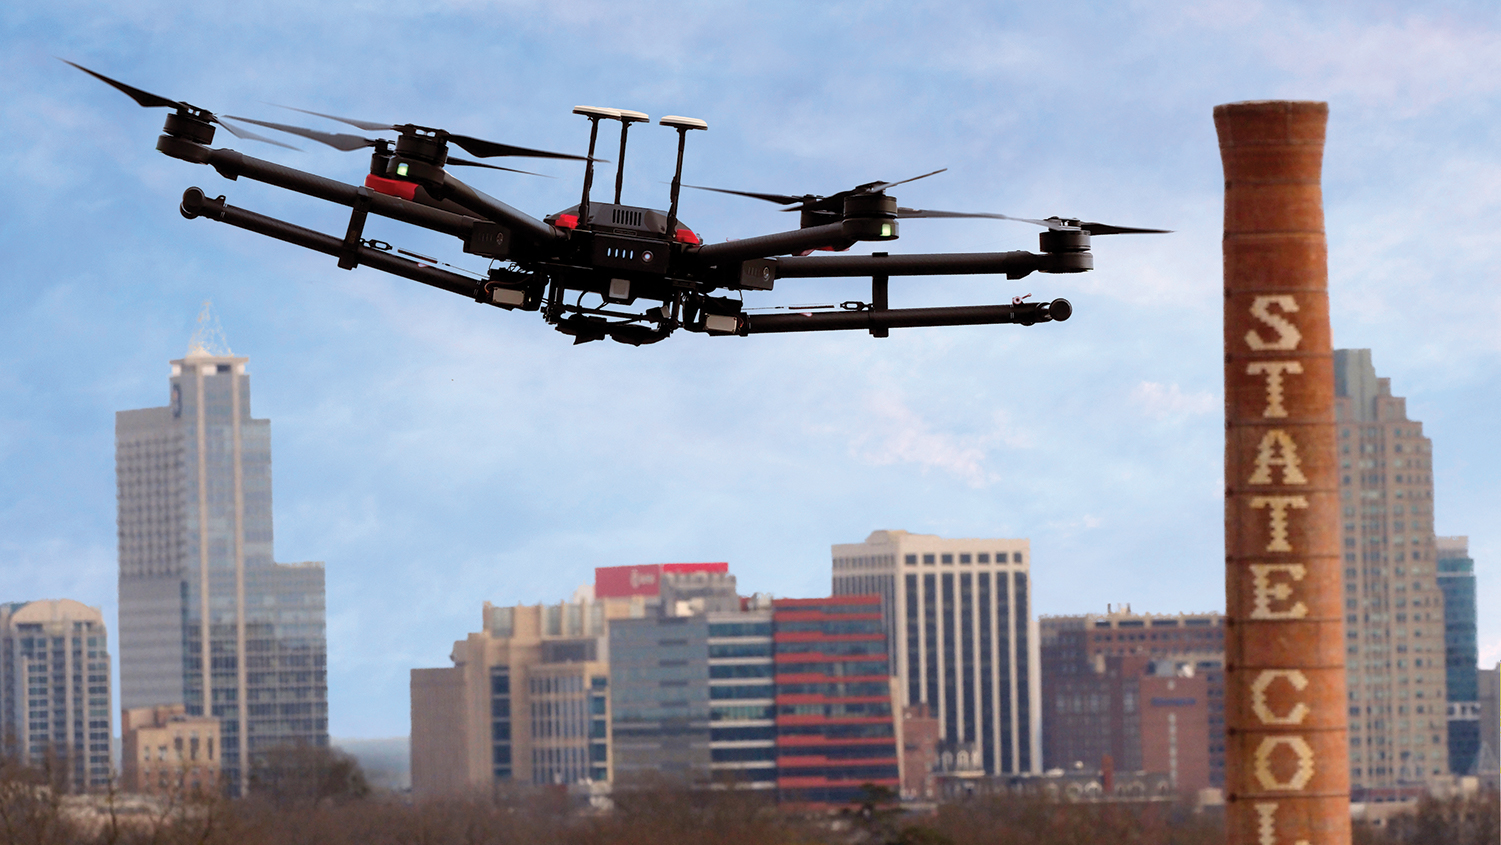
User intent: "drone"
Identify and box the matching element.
[66,60,1168,346]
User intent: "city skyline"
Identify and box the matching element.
[3,2,1499,741]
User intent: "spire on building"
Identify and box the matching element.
[186,300,233,358]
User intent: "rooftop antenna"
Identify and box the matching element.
[611,109,649,205]
[659,115,707,238]
[572,106,619,230]
[186,300,232,358]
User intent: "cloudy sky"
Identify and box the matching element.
[2,1,1497,739]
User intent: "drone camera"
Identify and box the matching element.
[704,313,739,334]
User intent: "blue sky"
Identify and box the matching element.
[2,1,1497,739]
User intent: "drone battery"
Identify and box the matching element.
[592,233,667,275]
[464,222,511,260]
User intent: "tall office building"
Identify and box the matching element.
[116,330,328,794]
[1335,349,1448,793]
[1435,536,1480,774]
[831,530,1040,775]
[0,600,113,791]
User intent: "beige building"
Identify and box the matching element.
[0,599,113,791]
[121,703,221,794]
[1336,349,1449,792]
[411,596,642,798]
[831,530,1041,776]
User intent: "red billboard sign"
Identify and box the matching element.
[594,562,730,598]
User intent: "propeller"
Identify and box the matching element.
[686,168,948,214]
[897,209,1171,235]
[687,166,1168,235]
[62,59,298,150]
[218,115,549,176]
[234,104,591,162]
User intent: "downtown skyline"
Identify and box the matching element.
[2,1,1499,740]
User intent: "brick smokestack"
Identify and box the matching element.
[1216,101,1350,845]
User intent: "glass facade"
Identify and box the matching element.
[609,615,712,785]
[117,354,328,794]
[1437,542,1480,774]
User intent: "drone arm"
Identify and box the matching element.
[438,173,565,244]
[178,188,482,299]
[742,299,1071,334]
[690,223,853,265]
[770,250,1047,279]
[188,147,478,239]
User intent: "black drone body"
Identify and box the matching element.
[67,61,1168,345]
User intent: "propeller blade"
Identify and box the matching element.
[446,133,590,162]
[1073,221,1173,235]
[867,168,948,194]
[268,103,396,132]
[683,184,809,206]
[897,208,1054,227]
[214,119,301,150]
[62,59,182,110]
[447,157,550,177]
[225,115,375,151]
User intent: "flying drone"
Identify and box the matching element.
[66,60,1168,345]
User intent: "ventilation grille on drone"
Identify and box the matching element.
[611,208,644,227]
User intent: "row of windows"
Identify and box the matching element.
[708,622,772,638]
[775,620,882,635]
[904,552,1023,566]
[776,682,892,697]
[773,661,889,677]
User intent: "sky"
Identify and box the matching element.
[1,1,1498,740]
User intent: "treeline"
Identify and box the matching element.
[3,748,1496,845]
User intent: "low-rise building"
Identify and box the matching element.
[1040,607,1225,795]
[121,704,221,794]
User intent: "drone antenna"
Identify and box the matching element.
[572,106,619,229]
[659,115,708,238]
[611,110,649,205]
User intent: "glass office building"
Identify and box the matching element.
[1436,537,1480,774]
[116,342,327,794]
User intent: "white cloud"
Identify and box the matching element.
[1130,381,1217,420]
[847,394,1030,487]
[1480,638,1501,669]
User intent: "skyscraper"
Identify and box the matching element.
[116,325,327,794]
[0,599,113,792]
[1335,349,1448,793]
[831,530,1040,775]
[1435,536,1480,774]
